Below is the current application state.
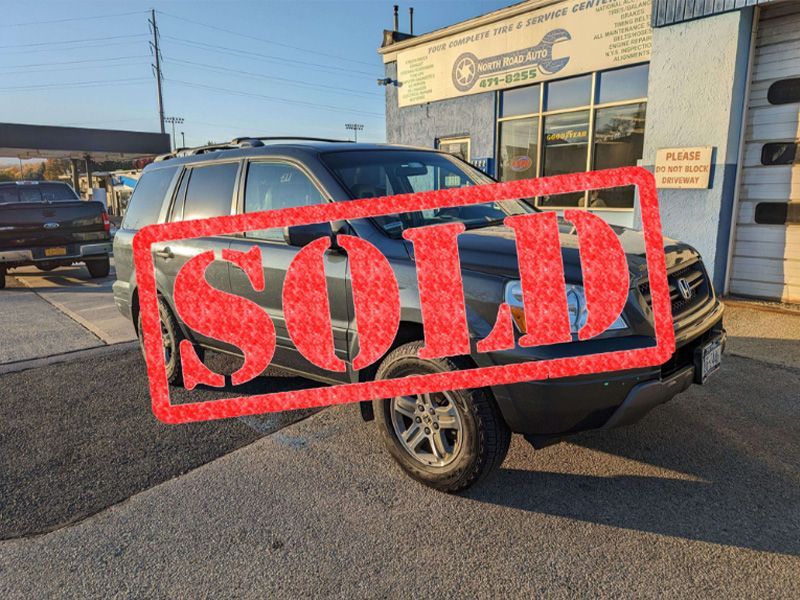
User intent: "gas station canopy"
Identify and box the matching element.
[0,122,170,161]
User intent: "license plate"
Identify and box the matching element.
[695,337,722,384]
[44,247,67,257]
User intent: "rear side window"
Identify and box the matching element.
[182,162,239,221]
[122,167,178,230]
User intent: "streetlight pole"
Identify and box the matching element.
[164,116,184,151]
[181,131,186,148]
[345,123,364,142]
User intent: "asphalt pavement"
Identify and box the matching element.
[1,265,798,597]
[0,348,798,597]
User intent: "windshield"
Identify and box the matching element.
[0,182,78,204]
[321,150,531,237]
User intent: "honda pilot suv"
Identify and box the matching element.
[113,138,725,492]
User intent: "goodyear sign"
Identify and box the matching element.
[396,0,652,107]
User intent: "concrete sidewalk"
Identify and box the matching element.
[1,262,135,367]
[722,299,800,369]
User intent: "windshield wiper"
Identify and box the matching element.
[464,218,507,230]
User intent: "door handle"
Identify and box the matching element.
[154,246,174,259]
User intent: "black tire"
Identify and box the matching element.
[137,296,202,387]
[85,256,110,278]
[373,341,511,493]
[0,266,6,290]
[36,263,58,272]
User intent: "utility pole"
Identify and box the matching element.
[149,9,165,134]
[181,131,186,148]
[165,116,184,151]
[345,123,364,142]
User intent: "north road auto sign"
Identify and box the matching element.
[392,0,652,107]
[451,29,572,92]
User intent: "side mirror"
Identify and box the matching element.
[283,222,335,248]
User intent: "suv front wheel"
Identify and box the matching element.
[373,341,511,493]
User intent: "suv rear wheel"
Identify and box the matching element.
[373,341,511,492]
[0,266,6,289]
[136,296,202,387]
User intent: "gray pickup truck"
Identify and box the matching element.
[113,139,725,492]
[0,181,112,288]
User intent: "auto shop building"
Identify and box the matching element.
[379,0,800,302]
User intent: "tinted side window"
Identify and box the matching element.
[182,162,239,221]
[243,162,324,241]
[122,167,178,230]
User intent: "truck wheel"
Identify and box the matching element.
[0,266,6,290]
[373,341,511,493]
[36,263,57,272]
[136,296,202,387]
[86,256,110,278]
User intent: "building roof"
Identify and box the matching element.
[378,0,559,62]
[0,122,171,160]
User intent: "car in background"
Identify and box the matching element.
[0,181,112,289]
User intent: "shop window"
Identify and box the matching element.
[767,78,800,105]
[437,137,471,162]
[754,202,800,225]
[592,102,646,208]
[498,118,538,181]
[500,84,540,117]
[540,111,589,207]
[544,75,591,111]
[597,64,649,104]
[761,142,798,166]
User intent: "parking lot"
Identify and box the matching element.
[1,264,798,597]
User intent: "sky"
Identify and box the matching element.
[0,0,512,161]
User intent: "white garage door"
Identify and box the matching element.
[729,2,800,302]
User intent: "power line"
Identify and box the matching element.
[0,78,150,91]
[0,33,147,49]
[0,40,148,57]
[155,10,378,68]
[168,79,384,118]
[0,10,145,28]
[162,35,378,78]
[0,57,146,75]
[0,55,149,70]
[166,57,382,98]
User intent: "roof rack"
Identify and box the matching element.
[154,136,353,161]
[231,136,353,144]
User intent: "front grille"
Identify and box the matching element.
[638,260,711,318]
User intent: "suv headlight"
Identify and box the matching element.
[504,280,627,335]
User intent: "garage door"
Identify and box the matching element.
[729,2,800,302]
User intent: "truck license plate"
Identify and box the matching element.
[695,337,722,384]
[44,247,67,257]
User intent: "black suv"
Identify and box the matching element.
[113,138,725,492]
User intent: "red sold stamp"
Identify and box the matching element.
[133,166,674,424]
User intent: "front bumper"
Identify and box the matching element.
[0,242,112,266]
[484,300,726,438]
